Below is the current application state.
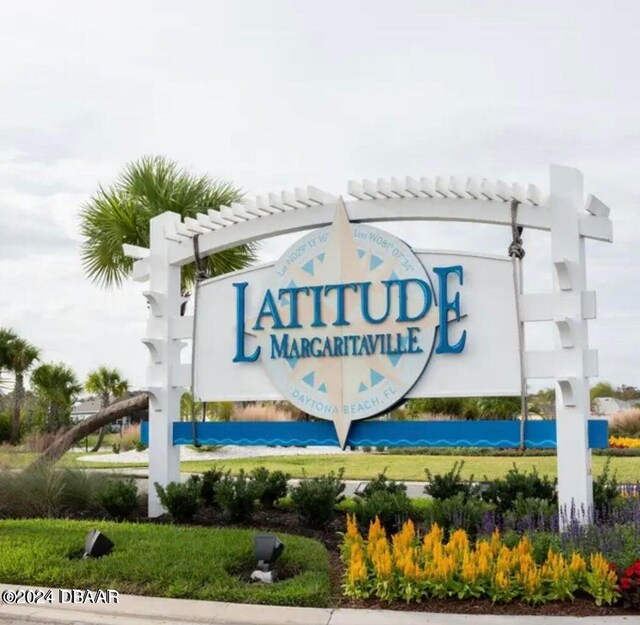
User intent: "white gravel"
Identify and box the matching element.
[76,444,355,464]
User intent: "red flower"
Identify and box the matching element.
[620,577,632,591]
[626,567,635,578]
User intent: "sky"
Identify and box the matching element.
[0,0,639,392]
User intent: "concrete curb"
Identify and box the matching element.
[0,585,637,625]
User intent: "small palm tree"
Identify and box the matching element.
[0,328,18,395]
[85,366,130,452]
[31,363,82,433]
[79,155,256,290]
[6,338,40,444]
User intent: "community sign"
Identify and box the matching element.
[194,199,520,445]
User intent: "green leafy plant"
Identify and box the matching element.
[424,461,479,501]
[97,478,138,520]
[200,467,225,506]
[355,471,406,499]
[251,467,289,509]
[154,479,201,523]
[214,470,259,522]
[423,492,494,535]
[290,469,345,527]
[481,464,556,515]
[354,490,413,534]
[592,457,620,515]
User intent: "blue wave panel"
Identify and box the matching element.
[138,419,608,449]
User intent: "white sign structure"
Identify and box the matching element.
[124,165,612,519]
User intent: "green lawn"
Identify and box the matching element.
[3,449,639,481]
[182,454,640,482]
[0,519,330,606]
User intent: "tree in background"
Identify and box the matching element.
[590,381,615,408]
[85,366,129,452]
[404,398,480,420]
[79,155,256,291]
[475,396,521,420]
[0,328,18,395]
[5,338,40,443]
[31,363,82,433]
[529,387,556,418]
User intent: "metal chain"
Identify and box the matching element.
[508,199,529,450]
[190,234,209,447]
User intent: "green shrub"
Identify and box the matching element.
[0,413,11,444]
[593,457,621,515]
[356,471,406,499]
[154,479,201,523]
[290,469,345,528]
[424,461,479,500]
[481,464,556,515]
[354,490,413,534]
[214,470,259,522]
[111,443,121,454]
[134,440,147,452]
[503,496,557,531]
[200,467,225,506]
[97,478,138,520]
[251,467,289,509]
[424,492,494,536]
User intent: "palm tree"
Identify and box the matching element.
[0,328,18,395]
[85,366,129,452]
[31,363,82,433]
[6,338,40,444]
[79,155,256,290]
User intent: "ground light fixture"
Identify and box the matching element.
[83,529,114,559]
[250,534,285,583]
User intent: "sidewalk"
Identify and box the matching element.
[0,585,637,625]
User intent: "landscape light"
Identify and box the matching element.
[250,535,285,583]
[83,529,114,559]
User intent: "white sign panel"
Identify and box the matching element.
[194,202,519,444]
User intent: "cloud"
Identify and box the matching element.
[0,0,639,391]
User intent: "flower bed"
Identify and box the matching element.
[610,436,640,449]
[342,516,619,606]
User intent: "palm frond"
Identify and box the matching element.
[80,155,257,289]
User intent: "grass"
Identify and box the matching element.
[181,454,640,482]
[0,519,330,606]
[3,449,639,481]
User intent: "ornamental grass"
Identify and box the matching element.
[341,515,619,606]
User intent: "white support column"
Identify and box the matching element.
[146,212,184,517]
[549,165,594,524]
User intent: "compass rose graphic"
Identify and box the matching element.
[248,198,449,446]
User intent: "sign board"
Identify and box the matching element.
[194,200,519,444]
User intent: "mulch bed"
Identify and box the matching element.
[179,506,640,616]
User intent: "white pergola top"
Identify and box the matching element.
[124,169,612,282]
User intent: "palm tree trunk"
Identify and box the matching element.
[90,426,107,452]
[29,393,148,470]
[89,393,110,452]
[10,372,24,445]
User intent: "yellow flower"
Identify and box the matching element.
[569,552,586,576]
[445,528,470,559]
[489,528,502,556]
[422,522,444,556]
[495,570,511,590]
[348,541,368,586]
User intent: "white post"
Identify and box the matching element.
[549,165,594,524]
[145,212,184,517]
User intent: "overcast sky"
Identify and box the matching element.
[1,0,639,392]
